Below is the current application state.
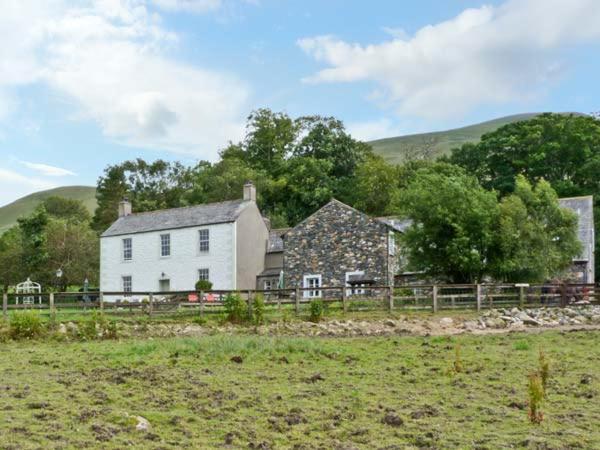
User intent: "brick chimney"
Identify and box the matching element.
[118,197,132,218]
[243,181,256,202]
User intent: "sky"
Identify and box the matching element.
[1,0,600,206]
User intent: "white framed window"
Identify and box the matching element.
[122,275,132,295]
[199,229,209,253]
[345,271,365,296]
[303,274,322,298]
[264,280,273,290]
[198,268,210,281]
[388,232,396,256]
[160,233,171,257]
[123,238,132,261]
[159,279,170,292]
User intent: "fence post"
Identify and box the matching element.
[560,283,568,308]
[519,286,525,308]
[200,291,205,317]
[295,286,300,315]
[2,292,7,320]
[342,286,348,313]
[148,293,154,316]
[476,284,482,312]
[49,292,55,316]
[99,292,104,311]
[387,286,394,312]
[432,285,438,313]
[247,290,253,318]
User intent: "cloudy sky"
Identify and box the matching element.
[1,0,599,206]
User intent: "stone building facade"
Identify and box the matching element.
[283,200,397,292]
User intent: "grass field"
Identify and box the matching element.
[0,186,97,234]
[1,329,598,449]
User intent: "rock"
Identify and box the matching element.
[383,319,396,327]
[522,317,541,326]
[58,323,67,334]
[463,321,479,331]
[439,317,454,327]
[510,307,520,317]
[66,322,78,335]
[135,416,151,432]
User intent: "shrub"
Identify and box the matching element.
[80,311,118,340]
[253,294,265,325]
[309,299,324,323]
[224,293,247,324]
[195,279,213,291]
[539,349,550,392]
[528,372,544,424]
[453,344,463,373]
[514,340,530,351]
[9,311,44,339]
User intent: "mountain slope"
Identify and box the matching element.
[0,186,97,234]
[369,113,580,163]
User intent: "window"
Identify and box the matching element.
[122,276,132,294]
[159,279,170,292]
[264,280,273,290]
[345,271,365,296]
[160,233,171,257]
[199,229,209,253]
[123,238,132,261]
[198,268,210,281]
[303,274,322,298]
[388,232,396,256]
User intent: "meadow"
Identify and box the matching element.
[0,328,598,449]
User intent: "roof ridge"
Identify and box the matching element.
[125,198,247,217]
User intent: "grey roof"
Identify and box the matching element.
[101,199,251,237]
[258,267,282,277]
[377,217,412,233]
[267,228,289,253]
[559,196,594,262]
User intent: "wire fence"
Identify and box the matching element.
[1,283,597,319]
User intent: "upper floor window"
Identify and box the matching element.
[160,233,171,257]
[199,229,209,253]
[123,238,132,261]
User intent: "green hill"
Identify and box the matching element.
[0,186,97,234]
[369,113,578,163]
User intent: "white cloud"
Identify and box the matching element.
[151,0,222,13]
[347,118,403,142]
[0,0,250,158]
[299,0,600,119]
[0,168,58,207]
[20,161,77,177]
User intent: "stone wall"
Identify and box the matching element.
[283,200,394,288]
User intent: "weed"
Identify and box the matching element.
[224,293,247,324]
[253,294,265,325]
[309,299,324,323]
[9,311,44,339]
[192,316,207,326]
[527,372,544,424]
[514,340,530,351]
[453,344,463,373]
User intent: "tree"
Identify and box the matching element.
[43,196,91,223]
[354,154,400,216]
[0,227,23,292]
[399,167,499,283]
[18,207,49,282]
[489,176,581,282]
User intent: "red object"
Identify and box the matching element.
[188,294,198,302]
[206,293,215,302]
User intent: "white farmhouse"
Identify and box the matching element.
[100,183,268,295]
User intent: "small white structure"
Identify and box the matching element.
[100,183,269,300]
[16,278,42,305]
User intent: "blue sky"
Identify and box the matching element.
[1,0,599,206]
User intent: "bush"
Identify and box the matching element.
[539,349,550,392]
[453,344,463,373]
[80,311,118,340]
[224,293,247,324]
[309,299,324,323]
[253,294,265,325]
[195,279,213,291]
[528,372,544,424]
[9,311,44,339]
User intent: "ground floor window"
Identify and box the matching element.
[122,276,132,295]
[303,274,322,298]
[345,271,366,296]
[198,268,210,281]
[263,279,274,290]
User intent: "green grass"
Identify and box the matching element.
[0,185,97,234]
[0,330,598,448]
[369,112,582,164]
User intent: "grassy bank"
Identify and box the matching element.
[1,330,599,449]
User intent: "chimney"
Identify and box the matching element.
[118,197,132,218]
[243,181,256,202]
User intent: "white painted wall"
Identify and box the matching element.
[100,222,236,299]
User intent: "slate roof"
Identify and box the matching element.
[101,199,251,237]
[258,267,282,277]
[559,196,594,262]
[267,228,289,253]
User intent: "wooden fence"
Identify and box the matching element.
[1,283,598,319]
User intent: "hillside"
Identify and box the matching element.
[0,186,97,234]
[369,113,576,163]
